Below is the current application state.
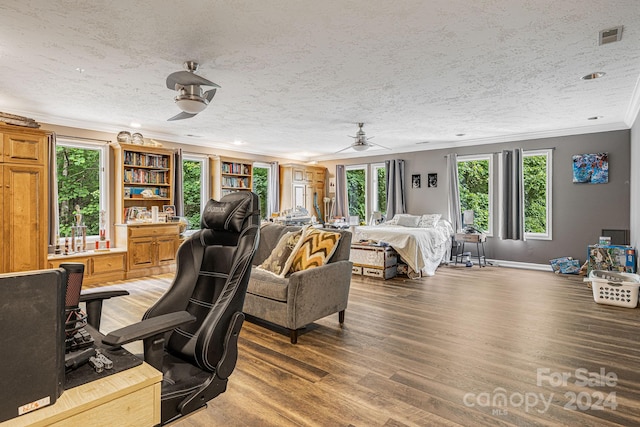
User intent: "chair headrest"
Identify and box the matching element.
[200,192,254,233]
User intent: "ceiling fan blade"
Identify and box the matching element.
[166,71,221,89]
[334,146,353,154]
[369,141,391,150]
[203,88,217,102]
[167,111,198,121]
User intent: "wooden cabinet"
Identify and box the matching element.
[114,143,174,223]
[0,123,49,273]
[115,223,180,279]
[47,249,127,287]
[211,157,253,199]
[280,164,326,221]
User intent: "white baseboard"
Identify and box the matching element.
[489,259,553,271]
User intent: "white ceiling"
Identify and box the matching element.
[1,1,639,161]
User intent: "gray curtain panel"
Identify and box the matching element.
[446,153,462,233]
[173,148,184,216]
[48,133,59,246]
[500,148,525,240]
[268,161,279,216]
[385,159,406,219]
[334,165,348,218]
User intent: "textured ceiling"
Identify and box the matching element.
[1,1,639,161]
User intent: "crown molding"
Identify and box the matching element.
[625,75,640,128]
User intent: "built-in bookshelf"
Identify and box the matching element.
[115,143,174,223]
[211,157,253,199]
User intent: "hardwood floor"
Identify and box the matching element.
[95,265,640,426]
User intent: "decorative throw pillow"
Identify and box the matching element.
[396,214,421,227]
[257,228,306,277]
[385,214,408,226]
[419,213,442,228]
[289,229,341,273]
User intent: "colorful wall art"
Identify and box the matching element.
[572,152,608,184]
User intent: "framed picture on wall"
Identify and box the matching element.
[412,174,421,188]
[428,173,438,188]
[572,152,608,184]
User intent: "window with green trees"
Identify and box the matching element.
[182,158,204,230]
[372,163,386,214]
[523,149,552,239]
[56,143,103,237]
[346,166,366,224]
[252,165,269,219]
[457,155,492,233]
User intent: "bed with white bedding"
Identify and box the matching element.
[354,214,454,277]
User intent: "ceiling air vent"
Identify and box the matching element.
[599,26,623,45]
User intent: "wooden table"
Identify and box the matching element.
[454,232,487,267]
[0,363,161,427]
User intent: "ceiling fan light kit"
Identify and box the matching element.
[166,61,220,120]
[334,123,391,154]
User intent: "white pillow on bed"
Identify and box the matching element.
[419,213,441,228]
[385,214,407,225]
[396,214,421,227]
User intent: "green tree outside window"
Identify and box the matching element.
[346,168,366,223]
[523,154,547,234]
[56,145,100,236]
[457,159,490,232]
[183,160,203,229]
[253,167,269,219]
[376,167,386,213]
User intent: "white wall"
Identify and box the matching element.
[630,111,640,252]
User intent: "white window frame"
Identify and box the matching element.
[182,153,210,227]
[523,148,553,240]
[457,154,494,236]
[253,161,272,218]
[56,139,109,242]
[345,164,368,225]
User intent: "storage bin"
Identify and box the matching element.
[363,266,397,280]
[585,270,640,308]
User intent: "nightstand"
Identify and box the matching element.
[454,232,487,267]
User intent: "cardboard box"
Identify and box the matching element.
[587,245,636,274]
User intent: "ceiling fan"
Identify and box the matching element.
[166,61,220,121]
[335,123,390,153]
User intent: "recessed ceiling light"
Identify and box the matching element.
[587,116,603,120]
[581,72,605,80]
[233,140,244,146]
[130,122,141,128]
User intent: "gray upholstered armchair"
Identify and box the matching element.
[243,223,353,343]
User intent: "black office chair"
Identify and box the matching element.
[83,191,260,425]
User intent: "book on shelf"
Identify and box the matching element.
[124,151,169,168]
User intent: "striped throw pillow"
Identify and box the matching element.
[289,229,341,273]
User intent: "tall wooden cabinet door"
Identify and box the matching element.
[2,131,46,165]
[129,237,155,270]
[156,236,177,265]
[2,164,46,272]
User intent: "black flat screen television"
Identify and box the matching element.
[0,268,66,422]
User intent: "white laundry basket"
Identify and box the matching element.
[585,270,640,308]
